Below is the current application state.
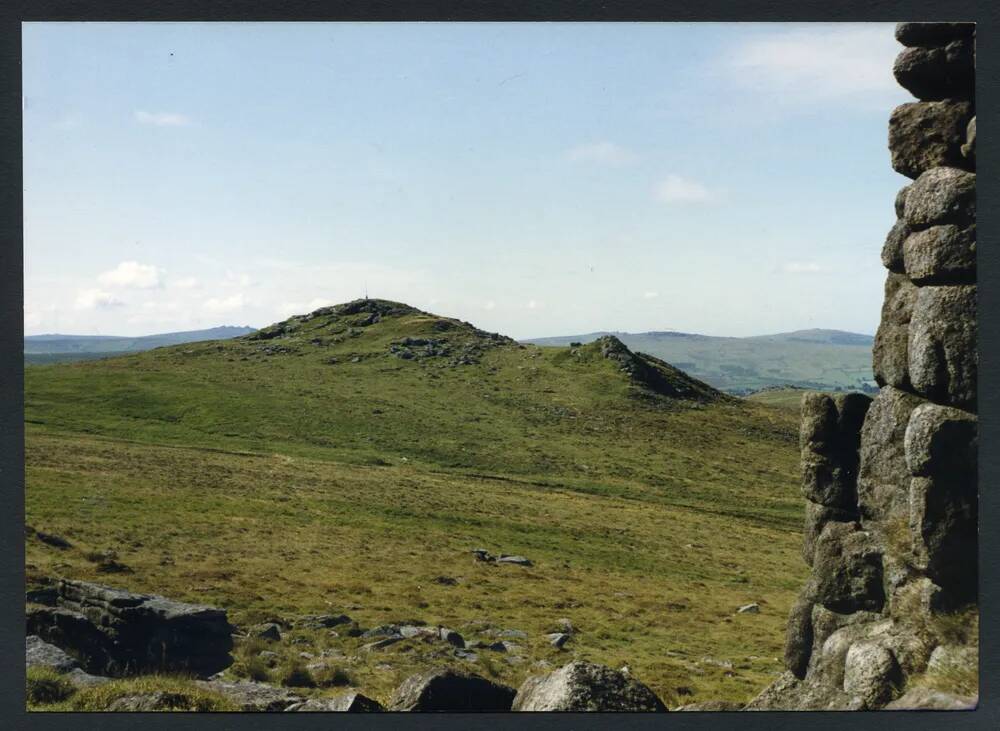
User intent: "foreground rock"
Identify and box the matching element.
[675,700,744,711]
[388,669,516,711]
[884,687,977,710]
[26,579,234,678]
[286,692,384,712]
[512,661,667,712]
[195,680,303,712]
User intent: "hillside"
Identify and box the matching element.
[24,326,254,364]
[25,299,806,707]
[524,329,875,395]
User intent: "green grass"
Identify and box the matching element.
[27,672,240,712]
[25,300,807,707]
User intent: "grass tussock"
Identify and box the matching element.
[28,674,238,712]
[26,667,76,706]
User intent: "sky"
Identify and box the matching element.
[23,22,913,339]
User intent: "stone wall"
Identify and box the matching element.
[748,22,977,711]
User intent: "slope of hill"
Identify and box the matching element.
[524,329,875,395]
[24,326,254,364]
[25,299,806,706]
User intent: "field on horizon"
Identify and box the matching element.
[25,301,807,707]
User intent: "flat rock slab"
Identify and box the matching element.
[195,680,304,712]
[26,635,80,673]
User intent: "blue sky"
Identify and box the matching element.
[23,22,912,339]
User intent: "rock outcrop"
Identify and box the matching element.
[511,661,667,712]
[751,22,977,711]
[26,579,234,678]
[388,669,516,711]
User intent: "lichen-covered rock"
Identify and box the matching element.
[907,285,977,410]
[895,184,911,218]
[812,523,884,614]
[194,680,303,712]
[872,274,917,389]
[910,475,978,602]
[675,700,744,711]
[962,116,976,164]
[881,219,910,272]
[903,167,976,230]
[843,643,902,708]
[512,661,667,712]
[285,691,384,712]
[904,403,978,477]
[803,500,856,566]
[888,101,974,178]
[26,635,81,673]
[885,687,977,710]
[902,224,976,284]
[799,392,871,509]
[784,591,815,678]
[893,41,975,101]
[858,386,925,523]
[388,669,515,711]
[894,22,975,47]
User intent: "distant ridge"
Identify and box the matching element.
[24,325,254,364]
[523,329,875,395]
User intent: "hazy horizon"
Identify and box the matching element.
[24,22,910,341]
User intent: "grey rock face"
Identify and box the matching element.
[388,669,516,711]
[784,593,815,678]
[799,392,871,509]
[962,116,976,163]
[888,101,974,179]
[872,274,917,390]
[903,167,976,229]
[26,635,80,673]
[893,41,975,101]
[843,643,902,709]
[512,661,667,712]
[894,22,975,47]
[904,402,978,477]
[803,501,856,566]
[907,285,977,410]
[675,700,744,711]
[285,691,384,712]
[903,224,976,284]
[25,579,234,678]
[885,687,977,710]
[812,523,884,614]
[909,474,978,602]
[858,386,925,523]
[195,680,304,712]
[881,220,910,273]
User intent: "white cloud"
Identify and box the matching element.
[724,26,900,103]
[224,270,255,287]
[526,300,542,310]
[483,300,497,311]
[134,110,191,127]
[171,276,200,290]
[643,291,659,299]
[654,175,715,204]
[566,141,637,166]
[75,288,125,310]
[203,293,247,313]
[782,261,828,274]
[98,260,163,289]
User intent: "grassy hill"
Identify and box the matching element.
[24,326,254,365]
[25,299,807,707]
[525,329,875,395]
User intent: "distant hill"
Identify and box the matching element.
[523,329,875,395]
[24,326,254,364]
